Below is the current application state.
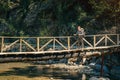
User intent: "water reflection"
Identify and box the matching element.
[0,62,113,80]
[0,62,90,80]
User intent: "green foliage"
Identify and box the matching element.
[0,0,120,36]
[0,18,16,36]
[89,0,120,30]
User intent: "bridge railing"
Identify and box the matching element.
[0,34,120,54]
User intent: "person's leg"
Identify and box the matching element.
[81,37,84,48]
[77,37,80,48]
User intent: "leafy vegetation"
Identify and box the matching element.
[0,0,120,36]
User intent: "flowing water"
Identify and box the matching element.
[0,61,118,80]
[0,62,87,80]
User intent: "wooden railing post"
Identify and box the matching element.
[68,37,70,50]
[94,35,96,48]
[53,38,55,50]
[117,34,119,45]
[105,35,107,46]
[1,37,4,53]
[20,38,22,52]
[37,37,40,52]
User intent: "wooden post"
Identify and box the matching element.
[20,38,22,52]
[1,37,4,53]
[68,37,70,50]
[53,38,55,50]
[105,35,107,46]
[117,34,119,45]
[82,37,84,49]
[100,53,104,76]
[37,37,40,52]
[94,35,96,48]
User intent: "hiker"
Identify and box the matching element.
[75,26,85,48]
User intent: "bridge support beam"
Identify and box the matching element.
[100,53,104,76]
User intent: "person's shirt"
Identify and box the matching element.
[76,28,85,35]
[81,28,85,35]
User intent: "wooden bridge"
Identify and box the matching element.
[0,34,120,56]
[0,34,120,54]
[1,34,120,76]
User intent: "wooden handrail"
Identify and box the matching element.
[0,34,120,54]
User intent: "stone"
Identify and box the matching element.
[89,63,109,73]
[110,66,120,79]
[89,76,99,80]
[89,77,110,80]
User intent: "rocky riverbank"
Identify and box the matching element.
[0,62,110,80]
[32,52,120,80]
[0,52,119,80]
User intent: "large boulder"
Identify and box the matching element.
[89,77,110,80]
[89,63,109,74]
[110,66,120,80]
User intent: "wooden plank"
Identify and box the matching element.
[105,35,107,46]
[0,45,120,55]
[0,34,117,38]
[117,34,119,45]
[20,38,22,52]
[37,37,40,52]
[68,37,70,50]
[94,35,96,47]
[53,38,55,50]
[1,37,4,53]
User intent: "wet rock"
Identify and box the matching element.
[110,66,120,79]
[59,59,67,63]
[68,57,77,65]
[89,77,99,80]
[89,63,109,74]
[89,77,110,80]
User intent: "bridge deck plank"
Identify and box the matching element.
[0,45,120,55]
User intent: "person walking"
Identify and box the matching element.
[76,26,85,48]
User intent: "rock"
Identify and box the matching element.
[82,74,86,80]
[89,77,99,80]
[68,57,77,65]
[59,59,67,63]
[89,77,110,80]
[99,77,110,80]
[89,63,109,73]
[110,66,120,79]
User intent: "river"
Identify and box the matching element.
[0,61,113,80]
